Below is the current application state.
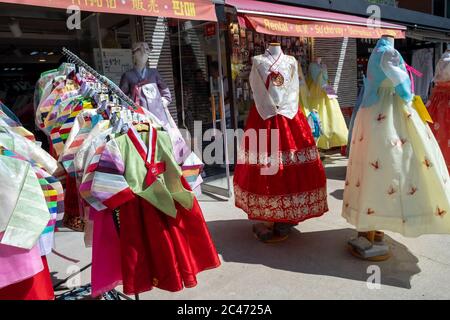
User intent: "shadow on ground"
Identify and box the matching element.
[324,165,347,181]
[207,219,420,289]
[330,189,344,200]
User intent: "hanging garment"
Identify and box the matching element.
[307,62,348,150]
[0,109,35,142]
[87,126,220,295]
[412,48,434,102]
[0,155,50,249]
[0,256,54,300]
[50,97,92,158]
[428,51,450,170]
[0,126,58,175]
[0,233,43,290]
[343,38,450,237]
[36,80,80,135]
[60,109,103,231]
[234,52,328,224]
[0,146,63,255]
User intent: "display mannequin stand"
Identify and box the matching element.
[346,35,394,262]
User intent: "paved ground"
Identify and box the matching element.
[48,153,450,300]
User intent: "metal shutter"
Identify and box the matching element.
[313,37,357,108]
[142,16,178,122]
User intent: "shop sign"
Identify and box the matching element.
[241,14,405,39]
[0,0,217,21]
[93,48,133,85]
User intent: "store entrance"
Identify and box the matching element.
[170,20,232,198]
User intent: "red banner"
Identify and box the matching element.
[0,0,217,21]
[242,14,405,39]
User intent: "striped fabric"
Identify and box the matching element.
[0,126,58,175]
[0,110,36,142]
[78,128,113,212]
[81,136,129,211]
[36,82,80,135]
[50,99,92,158]
[0,146,64,255]
[0,155,50,250]
[60,110,101,176]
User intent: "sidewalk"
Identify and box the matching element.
[48,153,450,299]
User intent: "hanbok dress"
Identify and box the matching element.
[428,51,450,170]
[342,38,450,237]
[87,126,220,295]
[307,62,348,150]
[233,52,328,224]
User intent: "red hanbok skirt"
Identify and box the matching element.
[0,256,54,300]
[117,178,220,295]
[234,105,328,224]
[63,175,84,231]
[428,82,450,170]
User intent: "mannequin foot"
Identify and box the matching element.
[348,232,390,261]
[253,222,289,243]
[253,223,274,242]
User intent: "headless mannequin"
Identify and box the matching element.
[382,34,395,46]
[252,43,297,243]
[266,42,282,57]
[349,35,395,261]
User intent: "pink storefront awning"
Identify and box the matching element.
[227,0,406,38]
[0,0,217,21]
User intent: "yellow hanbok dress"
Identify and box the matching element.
[307,62,348,149]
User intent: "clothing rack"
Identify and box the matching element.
[52,48,140,300]
[61,47,138,111]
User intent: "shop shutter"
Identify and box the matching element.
[313,38,357,109]
[142,16,178,122]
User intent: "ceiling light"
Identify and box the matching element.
[10,67,16,71]
[47,52,54,56]
[30,51,38,56]
[39,58,46,62]
[17,67,23,71]
[4,68,9,71]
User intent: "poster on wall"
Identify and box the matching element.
[94,48,133,85]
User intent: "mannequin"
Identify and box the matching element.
[307,54,348,150]
[343,33,450,260]
[266,42,282,57]
[233,43,328,243]
[120,42,192,164]
[120,42,171,109]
